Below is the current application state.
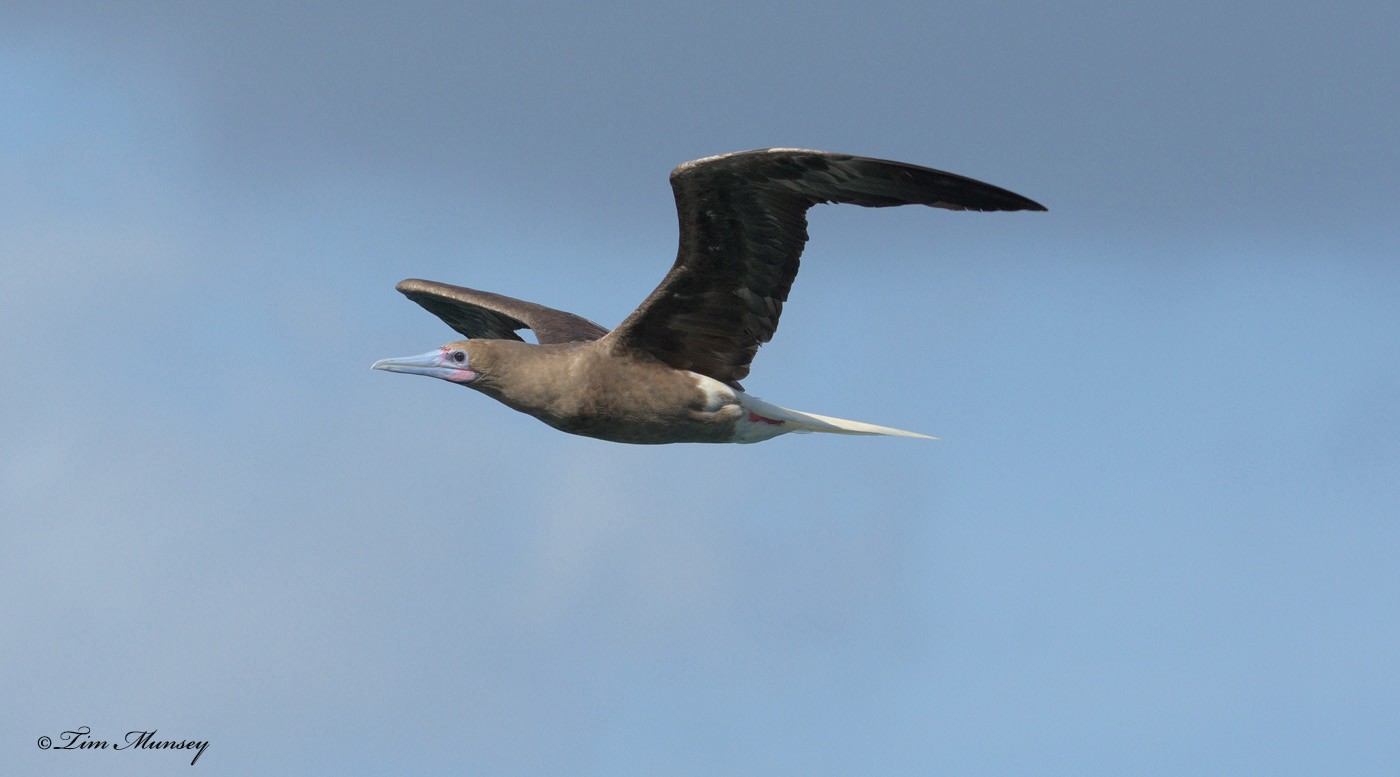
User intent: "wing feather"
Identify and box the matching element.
[605,149,1045,388]
[396,279,609,344]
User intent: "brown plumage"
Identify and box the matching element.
[374,149,1045,444]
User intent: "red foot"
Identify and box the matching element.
[748,412,783,426]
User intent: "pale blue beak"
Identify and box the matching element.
[372,349,477,383]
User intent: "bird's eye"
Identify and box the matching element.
[452,351,466,363]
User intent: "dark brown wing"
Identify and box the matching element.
[396,278,609,344]
[604,148,1046,388]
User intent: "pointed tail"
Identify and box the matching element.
[739,393,937,439]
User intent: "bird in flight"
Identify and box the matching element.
[373,148,1044,444]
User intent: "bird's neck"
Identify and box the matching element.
[468,340,588,413]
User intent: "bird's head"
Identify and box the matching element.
[372,340,479,384]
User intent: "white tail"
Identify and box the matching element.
[738,393,937,439]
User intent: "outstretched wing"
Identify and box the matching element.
[396,278,609,344]
[604,149,1046,389]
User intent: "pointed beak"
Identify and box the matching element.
[372,349,477,383]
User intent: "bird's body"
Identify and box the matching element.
[457,338,930,444]
[462,340,735,444]
[374,149,1045,444]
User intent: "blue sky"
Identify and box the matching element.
[3,2,1398,775]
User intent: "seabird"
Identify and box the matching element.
[373,148,1044,444]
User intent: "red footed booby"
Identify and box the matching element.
[373,149,1045,444]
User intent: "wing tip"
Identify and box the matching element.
[1006,197,1048,213]
[1017,195,1049,212]
[395,278,430,295]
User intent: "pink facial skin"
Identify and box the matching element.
[443,368,479,383]
[438,347,478,383]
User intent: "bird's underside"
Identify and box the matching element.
[373,148,1045,444]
